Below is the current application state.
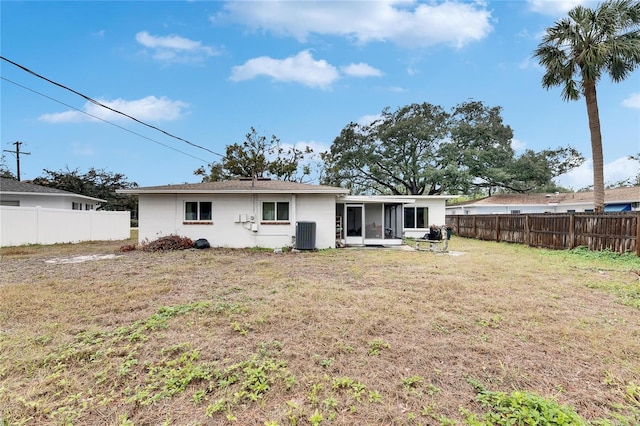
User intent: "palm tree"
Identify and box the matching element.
[533,0,640,211]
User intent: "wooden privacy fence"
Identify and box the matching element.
[445,212,640,256]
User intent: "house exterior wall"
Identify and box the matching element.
[0,193,99,209]
[445,203,596,215]
[137,194,181,243]
[137,192,338,249]
[292,193,337,249]
[0,206,130,246]
[403,199,448,238]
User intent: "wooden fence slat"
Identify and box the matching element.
[446,212,638,256]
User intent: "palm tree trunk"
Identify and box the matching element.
[583,80,605,212]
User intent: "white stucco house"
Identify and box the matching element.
[445,186,640,215]
[0,177,104,209]
[119,179,456,249]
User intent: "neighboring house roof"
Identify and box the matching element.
[447,186,640,208]
[0,177,105,202]
[118,179,350,195]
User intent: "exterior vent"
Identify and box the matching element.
[295,221,316,250]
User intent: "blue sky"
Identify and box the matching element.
[1,0,639,190]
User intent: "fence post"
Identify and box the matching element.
[472,216,477,239]
[569,213,575,249]
[525,215,530,247]
[495,215,500,242]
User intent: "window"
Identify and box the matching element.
[510,210,521,214]
[72,202,83,210]
[85,204,94,210]
[184,201,212,221]
[404,207,428,228]
[262,201,289,222]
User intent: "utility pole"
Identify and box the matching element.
[3,141,31,181]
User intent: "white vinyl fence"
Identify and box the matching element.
[0,206,130,246]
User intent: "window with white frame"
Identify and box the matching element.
[72,202,83,210]
[403,206,428,228]
[184,201,212,221]
[262,201,289,222]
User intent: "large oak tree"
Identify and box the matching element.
[322,101,583,195]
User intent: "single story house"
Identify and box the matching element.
[445,186,640,215]
[118,179,456,249]
[0,177,104,209]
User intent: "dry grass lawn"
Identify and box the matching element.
[1,233,639,425]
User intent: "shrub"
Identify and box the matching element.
[141,235,194,252]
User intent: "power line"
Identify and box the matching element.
[0,55,224,159]
[1,76,211,163]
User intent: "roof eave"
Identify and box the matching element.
[118,189,349,195]
[0,191,105,203]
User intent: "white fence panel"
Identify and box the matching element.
[0,206,130,246]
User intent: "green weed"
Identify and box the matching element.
[463,378,588,426]
[367,338,390,356]
[402,375,424,389]
[128,349,213,405]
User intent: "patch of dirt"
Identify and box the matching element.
[44,254,123,264]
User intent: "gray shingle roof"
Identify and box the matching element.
[448,186,640,207]
[0,177,78,195]
[119,179,349,194]
[0,177,105,202]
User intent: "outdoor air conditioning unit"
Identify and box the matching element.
[295,221,316,250]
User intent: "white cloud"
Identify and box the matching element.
[527,0,592,16]
[518,56,542,70]
[341,63,383,78]
[511,138,527,151]
[556,157,639,190]
[388,86,407,93]
[38,96,189,123]
[622,93,640,109]
[230,50,340,89]
[39,110,84,123]
[357,114,382,127]
[216,1,492,48]
[135,31,218,63]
